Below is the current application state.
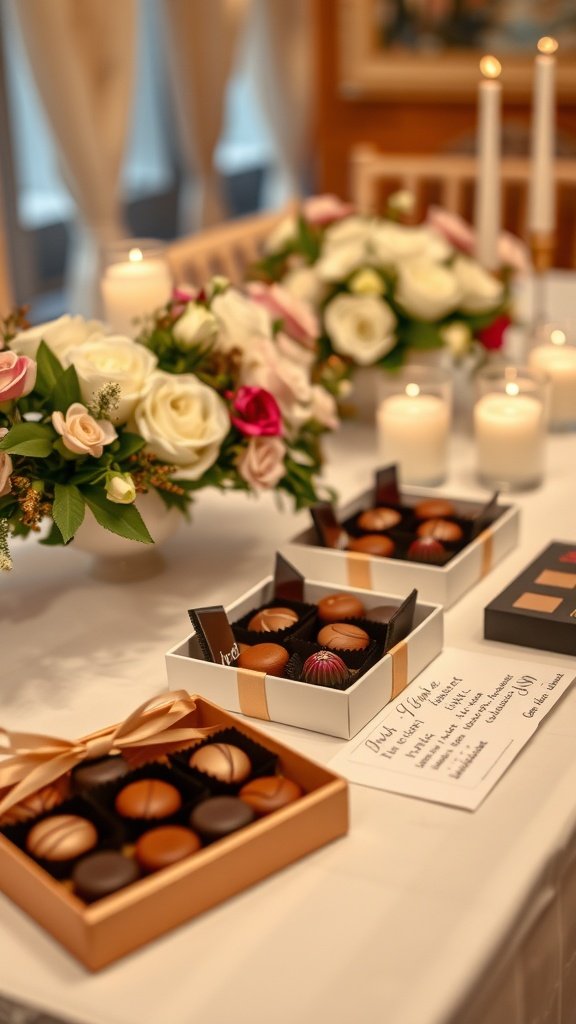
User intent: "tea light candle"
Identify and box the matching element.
[101,246,173,336]
[475,55,502,271]
[474,382,545,488]
[528,329,576,429]
[528,37,558,236]
[376,383,450,485]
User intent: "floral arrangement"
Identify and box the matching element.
[0,282,338,570]
[251,193,529,393]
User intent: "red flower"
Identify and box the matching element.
[476,314,511,351]
[230,386,283,437]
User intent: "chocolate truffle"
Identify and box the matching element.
[316,592,366,623]
[190,796,255,842]
[0,779,69,826]
[247,607,299,633]
[357,507,401,532]
[239,776,302,816]
[302,650,349,688]
[407,537,447,564]
[73,756,131,793]
[347,534,395,557]
[237,642,289,676]
[135,825,202,873]
[189,743,251,784]
[72,850,140,902]
[414,498,456,520]
[26,814,98,862]
[416,518,463,543]
[114,779,182,820]
[317,622,369,651]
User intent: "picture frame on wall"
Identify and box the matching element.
[338,0,576,101]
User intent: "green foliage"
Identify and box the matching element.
[83,486,153,544]
[52,483,86,543]
[0,422,55,457]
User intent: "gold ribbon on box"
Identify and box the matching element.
[388,641,408,700]
[236,668,270,721]
[346,552,373,591]
[478,528,494,579]
[0,690,218,818]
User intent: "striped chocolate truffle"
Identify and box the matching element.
[301,650,350,688]
[26,814,98,862]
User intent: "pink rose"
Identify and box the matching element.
[0,428,13,497]
[426,206,475,254]
[230,386,283,437]
[303,194,355,226]
[52,402,117,457]
[0,351,37,401]
[237,436,287,490]
[246,281,319,350]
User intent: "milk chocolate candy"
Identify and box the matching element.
[237,643,289,676]
[317,622,369,651]
[316,593,366,623]
[347,534,395,557]
[135,825,202,873]
[239,776,302,816]
[115,779,182,820]
[189,743,251,784]
[26,814,98,862]
[417,518,463,543]
[357,507,401,532]
[247,607,299,633]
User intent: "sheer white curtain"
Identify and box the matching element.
[12,0,137,314]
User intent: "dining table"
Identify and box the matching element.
[1,271,576,1024]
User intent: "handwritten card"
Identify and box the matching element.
[331,647,575,810]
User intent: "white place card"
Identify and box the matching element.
[331,647,576,810]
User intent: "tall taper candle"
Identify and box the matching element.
[475,56,502,271]
[529,37,558,239]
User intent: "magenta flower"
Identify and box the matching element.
[230,386,283,437]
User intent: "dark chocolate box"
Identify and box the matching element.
[484,541,576,656]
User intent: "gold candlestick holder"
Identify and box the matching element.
[529,231,556,331]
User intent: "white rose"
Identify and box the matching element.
[237,436,287,490]
[133,371,229,480]
[241,337,313,432]
[211,288,272,354]
[324,294,397,366]
[282,266,327,309]
[395,259,461,321]
[453,255,504,314]
[316,241,369,282]
[310,385,339,430]
[10,315,107,361]
[440,321,472,359]
[349,267,385,296]
[264,215,298,254]
[65,336,157,424]
[172,304,219,350]
[105,472,136,504]
[373,223,453,266]
[322,216,375,251]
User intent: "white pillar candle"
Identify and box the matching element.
[474,56,502,271]
[528,332,576,429]
[528,37,558,235]
[474,386,545,488]
[376,387,450,485]
[101,247,173,336]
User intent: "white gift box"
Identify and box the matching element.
[166,575,443,740]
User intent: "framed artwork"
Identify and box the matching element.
[338,0,576,101]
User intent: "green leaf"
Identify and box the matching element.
[112,431,146,461]
[83,485,153,544]
[50,364,82,412]
[35,341,64,399]
[39,521,66,547]
[0,422,55,457]
[52,483,86,543]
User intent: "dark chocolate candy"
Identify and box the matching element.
[26,814,98,862]
[135,825,201,873]
[189,743,252,783]
[115,779,182,820]
[72,850,140,902]
[317,622,369,651]
[316,593,366,623]
[73,756,131,793]
[190,796,255,841]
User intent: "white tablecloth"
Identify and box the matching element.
[1,273,576,1024]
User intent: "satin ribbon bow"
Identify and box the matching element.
[0,690,217,818]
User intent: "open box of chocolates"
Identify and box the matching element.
[166,554,443,738]
[281,465,520,608]
[0,692,348,970]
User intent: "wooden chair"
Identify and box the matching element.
[351,144,576,266]
[165,206,295,288]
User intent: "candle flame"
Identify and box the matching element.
[129,247,144,263]
[479,55,502,80]
[405,383,420,398]
[505,382,520,397]
[537,36,558,55]
[550,329,566,346]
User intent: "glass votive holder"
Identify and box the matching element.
[100,238,173,336]
[527,320,576,432]
[376,365,452,486]
[473,365,548,492]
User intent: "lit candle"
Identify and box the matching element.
[101,246,173,336]
[474,379,546,489]
[376,383,450,485]
[528,37,558,237]
[475,55,502,271]
[528,328,576,430]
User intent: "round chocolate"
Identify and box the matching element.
[356,507,401,532]
[73,756,131,793]
[237,642,289,676]
[72,850,140,902]
[316,593,366,623]
[135,825,201,873]
[190,796,255,842]
[0,779,69,826]
[189,743,251,784]
[407,537,447,564]
[416,518,463,543]
[317,622,369,651]
[114,779,182,820]
[414,498,456,520]
[26,814,98,862]
[239,776,302,816]
[347,534,395,557]
[301,650,349,688]
[247,607,299,633]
